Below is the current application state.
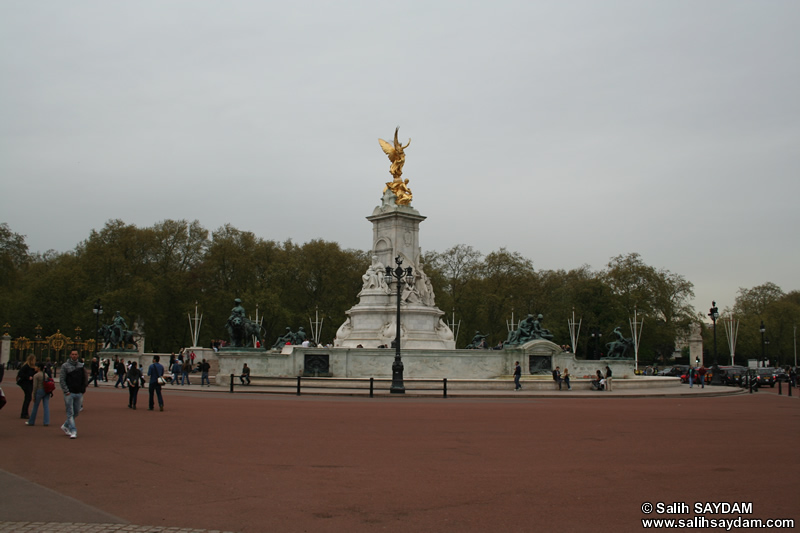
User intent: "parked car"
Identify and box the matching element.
[755,368,777,388]
[716,365,748,386]
[658,365,688,377]
[774,369,790,383]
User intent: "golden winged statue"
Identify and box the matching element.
[379,127,413,205]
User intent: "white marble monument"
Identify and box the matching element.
[334,132,455,350]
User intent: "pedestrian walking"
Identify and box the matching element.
[181,360,192,385]
[114,358,126,388]
[171,359,182,385]
[126,361,141,409]
[513,361,521,391]
[605,365,613,391]
[88,357,100,387]
[17,354,36,419]
[147,355,165,411]
[26,362,50,426]
[59,349,88,439]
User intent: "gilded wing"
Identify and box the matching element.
[379,138,398,161]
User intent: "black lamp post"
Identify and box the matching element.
[709,301,722,385]
[760,321,766,368]
[93,299,103,355]
[590,327,602,359]
[385,256,414,394]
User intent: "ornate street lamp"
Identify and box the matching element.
[589,327,602,359]
[709,301,722,385]
[93,299,103,355]
[385,256,414,394]
[760,321,766,368]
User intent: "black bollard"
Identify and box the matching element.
[369,377,374,398]
[778,379,782,395]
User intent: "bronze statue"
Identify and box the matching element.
[605,327,633,359]
[99,313,139,350]
[379,127,413,205]
[225,298,264,348]
[504,313,554,345]
[466,331,489,349]
[272,327,295,350]
[532,314,554,341]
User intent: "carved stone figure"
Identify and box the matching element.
[379,127,413,205]
[605,327,634,359]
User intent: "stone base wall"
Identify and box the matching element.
[212,342,638,386]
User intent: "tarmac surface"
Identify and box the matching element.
[1,377,798,532]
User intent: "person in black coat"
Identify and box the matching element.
[17,355,37,419]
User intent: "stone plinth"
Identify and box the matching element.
[335,195,454,349]
[216,344,637,381]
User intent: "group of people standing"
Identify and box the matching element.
[18,350,88,438]
[14,351,170,440]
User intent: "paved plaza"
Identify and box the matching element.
[1,380,798,532]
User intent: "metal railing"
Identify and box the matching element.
[230,375,450,398]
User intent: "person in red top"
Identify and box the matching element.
[697,366,706,389]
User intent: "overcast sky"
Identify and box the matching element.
[2,1,798,320]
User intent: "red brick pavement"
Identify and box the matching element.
[1,383,798,532]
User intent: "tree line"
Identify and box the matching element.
[2,221,796,365]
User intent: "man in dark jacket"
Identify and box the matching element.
[59,350,87,439]
[114,358,126,388]
[88,357,100,387]
[202,360,212,386]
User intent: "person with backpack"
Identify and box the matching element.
[26,362,52,426]
[17,354,37,419]
[59,349,88,439]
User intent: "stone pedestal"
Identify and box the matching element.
[0,333,11,367]
[335,192,455,349]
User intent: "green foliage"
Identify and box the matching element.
[1,222,722,362]
[705,284,800,367]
